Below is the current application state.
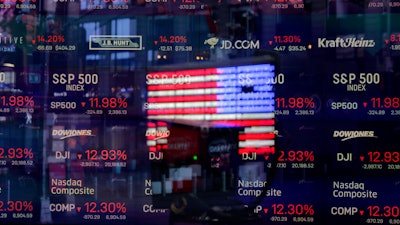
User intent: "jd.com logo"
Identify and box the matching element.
[204,37,260,50]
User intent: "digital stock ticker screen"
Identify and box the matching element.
[0,0,400,225]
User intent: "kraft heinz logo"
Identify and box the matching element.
[318,37,375,48]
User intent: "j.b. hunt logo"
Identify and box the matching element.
[318,37,375,48]
[89,35,143,50]
[333,130,378,141]
[204,37,260,50]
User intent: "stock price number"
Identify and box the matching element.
[277,150,315,162]
[84,149,127,161]
[364,151,399,163]
[0,200,34,212]
[270,203,315,216]
[175,0,201,3]
[390,2,400,7]
[367,205,400,218]
[83,214,101,220]
[370,97,400,109]
[88,97,128,109]
[275,97,315,109]
[0,147,34,159]
[0,0,37,2]
[108,4,128,9]
[83,202,127,214]
[0,96,34,107]
[91,0,128,2]
[389,34,400,43]
[54,45,76,51]
[0,3,10,8]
